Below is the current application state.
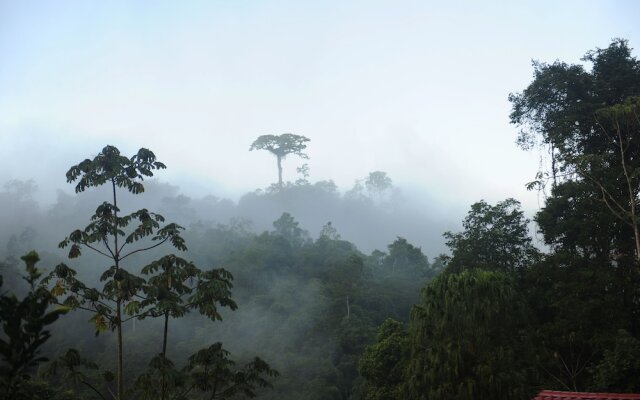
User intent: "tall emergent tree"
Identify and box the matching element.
[47,146,256,400]
[250,133,310,187]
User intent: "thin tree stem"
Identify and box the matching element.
[277,155,283,187]
[120,238,169,261]
[161,312,170,400]
[116,300,124,400]
[162,312,169,357]
[80,379,109,400]
[112,179,124,400]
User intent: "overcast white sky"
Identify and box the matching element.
[1,1,639,212]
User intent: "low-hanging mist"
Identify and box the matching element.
[0,171,442,399]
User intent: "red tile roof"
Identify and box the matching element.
[535,391,640,400]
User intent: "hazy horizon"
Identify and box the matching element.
[2,1,639,255]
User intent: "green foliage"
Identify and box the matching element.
[443,198,540,273]
[140,254,237,321]
[517,254,634,391]
[319,221,341,241]
[358,319,408,400]
[249,134,310,160]
[534,180,616,257]
[185,343,278,399]
[185,211,431,400]
[364,171,393,204]
[133,354,182,400]
[44,145,273,400]
[44,348,114,400]
[510,39,640,260]
[591,330,640,392]
[510,39,640,155]
[345,171,394,206]
[65,145,166,194]
[403,269,534,400]
[272,212,310,247]
[364,172,392,194]
[508,39,640,393]
[0,252,69,399]
[249,133,311,186]
[134,343,278,400]
[383,237,431,277]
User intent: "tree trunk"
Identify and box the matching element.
[346,296,350,319]
[116,301,124,400]
[277,155,283,187]
[634,223,640,264]
[161,312,169,400]
[162,312,169,357]
[112,179,124,400]
[616,125,640,263]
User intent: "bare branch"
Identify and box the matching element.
[91,300,114,313]
[120,238,169,261]
[80,379,109,400]
[102,238,116,259]
[600,189,634,226]
[582,172,631,220]
[117,241,127,257]
[81,242,113,259]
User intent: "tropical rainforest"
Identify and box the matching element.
[2,39,640,400]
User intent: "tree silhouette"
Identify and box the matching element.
[250,134,310,187]
[48,145,245,400]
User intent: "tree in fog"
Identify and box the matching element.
[250,133,310,187]
[365,171,392,203]
[442,198,540,274]
[47,145,274,400]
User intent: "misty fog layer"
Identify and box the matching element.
[0,176,455,259]
[0,174,442,398]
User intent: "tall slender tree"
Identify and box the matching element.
[48,146,240,400]
[249,134,310,187]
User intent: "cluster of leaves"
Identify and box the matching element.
[357,196,540,399]
[405,270,533,399]
[357,319,408,400]
[0,252,69,400]
[134,344,277,400]
[442,198,541,273]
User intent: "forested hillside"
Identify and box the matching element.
[3,39,640,400]
[0,150,439,399]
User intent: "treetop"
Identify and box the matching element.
[249,134,310,159]
[66,145,166,194]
